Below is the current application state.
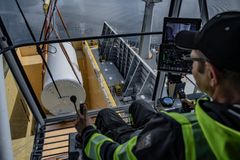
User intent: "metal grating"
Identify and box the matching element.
[31,106,130,160]
[100,22,157,101]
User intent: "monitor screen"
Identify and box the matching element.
[158,17,202,73]
[162,17,202,44]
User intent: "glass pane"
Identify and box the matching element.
[179,0,201,18]
[0,0,171,46]
[0,0,172,120]
[152,1,172,44]
[0,0,37,45]
[207,0,240,18]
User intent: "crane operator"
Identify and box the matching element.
[75,11,240,160]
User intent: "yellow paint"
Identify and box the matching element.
[76,49,91,107]
[18,46,38,57]
[5,69,19,118]
[12,136,34,160]
[17,48,44,110]
[43,0,50,13]
[4,48,41,139]
[88,40,99,48]
[82,41,116,107]
[78,44,109,109]
[5,69,33,139]
[4,47,41,141]
[72,41,83,50]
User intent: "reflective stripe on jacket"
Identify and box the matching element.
[196,100,240,160]
[82,99,240,160]
[84,132,137,160]
[164,110,215,160]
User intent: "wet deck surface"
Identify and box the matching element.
[92,48,125,87]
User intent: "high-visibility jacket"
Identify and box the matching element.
[81,99,240,160]
[195,101,240,160]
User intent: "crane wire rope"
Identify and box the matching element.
[56,6,71,39]
[41,0,83,89]
[14,0,62,98]
[53,29,83,87]
[39,0,53,41]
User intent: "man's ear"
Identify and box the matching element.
[206,63,219,87]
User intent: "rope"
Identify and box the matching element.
[14,0,62,98]
[41,2,82,88]
[53,29,83,86]
[56,6,71,38]
[44,0,58,42]
[39,0,52,41]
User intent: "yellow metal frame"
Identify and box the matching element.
[82,41,116,107]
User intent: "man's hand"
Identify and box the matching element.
[181,98,195,109]
[75,104,93,134]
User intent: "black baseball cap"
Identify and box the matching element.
[175,11,240,72]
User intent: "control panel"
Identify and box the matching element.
[158,44,192,73]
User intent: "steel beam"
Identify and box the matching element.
[0,53,13,160]
[0,29,45,126]
[168,0,182,17]
[198,0,209,24]
[139,2,155,59]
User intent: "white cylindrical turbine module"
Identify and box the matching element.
[41,42,86,115]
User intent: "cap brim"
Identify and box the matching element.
[175,31,198,50]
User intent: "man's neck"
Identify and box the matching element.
[212,86,240,104]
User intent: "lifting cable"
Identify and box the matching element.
[56,6,71,38]
[43,0,58,42]
[39,0,53,90]
[53,29,83,86]
[41,0,82,87]
[45,18,82,86]
[39,0,53,41]
[53,4,82,85]
[40,0,70,42]
[14,0,62,98]
[45,8,55,41]
[40,1,55,86]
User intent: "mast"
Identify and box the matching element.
[139,0,162,59]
